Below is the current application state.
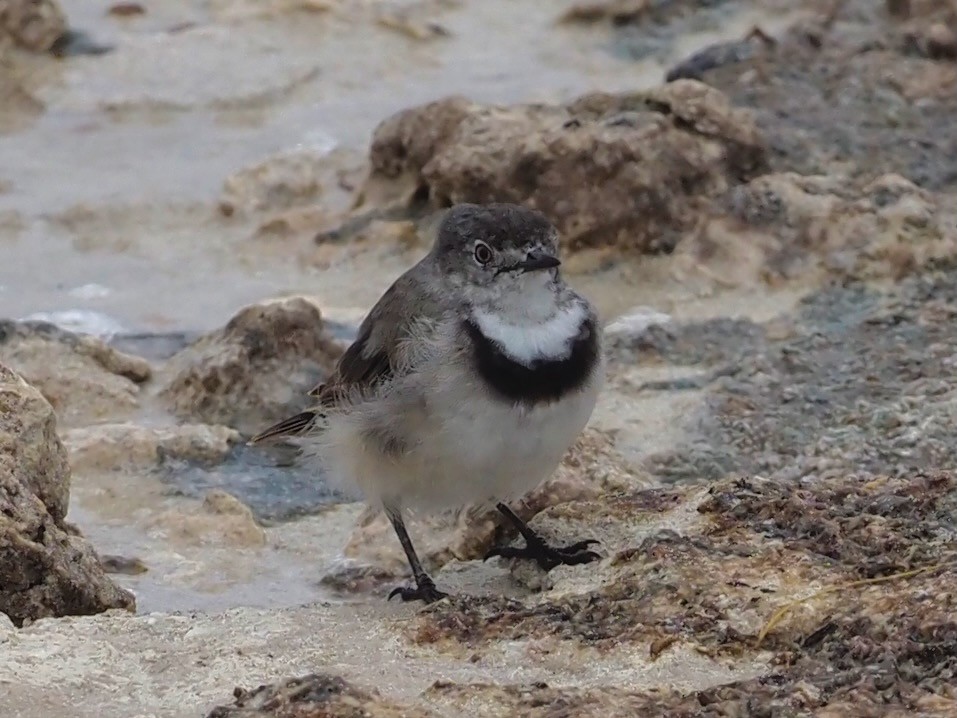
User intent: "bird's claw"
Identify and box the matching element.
[387,579,448,604]
[485,538,602,571]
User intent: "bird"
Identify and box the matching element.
[249,202,605,603]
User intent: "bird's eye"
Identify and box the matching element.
[473,242,493,265]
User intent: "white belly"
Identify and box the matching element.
[311,375,601,512]
[416,379,602,509]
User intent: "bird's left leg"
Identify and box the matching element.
[484,503,600,571]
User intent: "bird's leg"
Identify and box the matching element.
[485,503,600,571]
[385,507,448,604]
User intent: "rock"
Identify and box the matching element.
[48,29,113,58]
[0,320,152,428]
[159,297,345,435]
[0,362,70,520]
[208,0,332,22]
[678,172,957,287]
[886,0,911,19]
[218,149,328,218]
[150,490,266,548]
[253,205,329,241]
[603,306,672,343]
[375,5,450,42]
[558,0,645,25]
[904,20,957,60]
[106,3,146,18]
[330,429,636,587]
[0,363,135,627]
[358,80,766,254]
[62,422,241,475]
[0,0,67,52]
[365,95,472,187]
[682,1,957,190]
[206,673,430,718]
[665,26,776,82]
[99,554,147,575]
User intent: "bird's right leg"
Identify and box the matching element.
[385,507,448,604]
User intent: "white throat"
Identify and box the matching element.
[472,302,586,366]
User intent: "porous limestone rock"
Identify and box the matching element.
[160,296,345,435]
[0,363,135,627]
[360,80,767,254]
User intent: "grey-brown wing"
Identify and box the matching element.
[312,311,396,399]
[316,267,441,400]
[250,264,440,444]
[247,410,319,444]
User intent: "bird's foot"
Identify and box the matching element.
[485,537,601,572]
[387,576,448,604]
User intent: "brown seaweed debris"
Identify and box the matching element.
[411,471,957,714]
[698,472,957,578]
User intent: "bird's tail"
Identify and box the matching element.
[247,409,322,445]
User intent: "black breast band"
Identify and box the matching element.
[463,315,599,406]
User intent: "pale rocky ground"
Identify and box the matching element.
[2,0,957,716]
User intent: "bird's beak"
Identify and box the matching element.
[515,250,561,273]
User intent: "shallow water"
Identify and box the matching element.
[2,0,806,613]
[163,444,344,521]
[1,0,804,332]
